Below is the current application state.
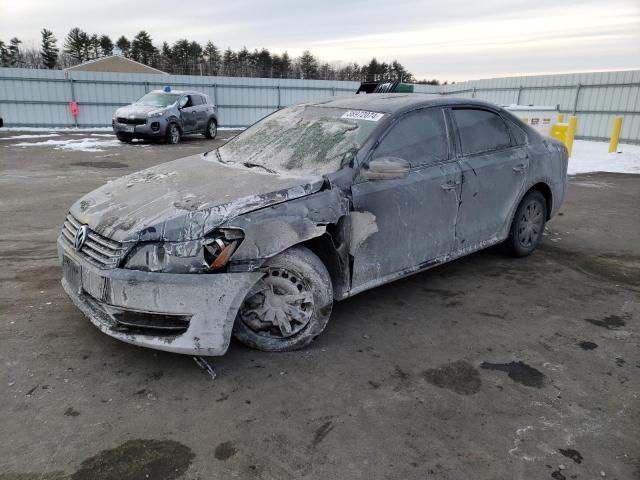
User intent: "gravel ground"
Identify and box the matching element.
[1,131,638,480]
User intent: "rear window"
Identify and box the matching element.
[452,109,511,155]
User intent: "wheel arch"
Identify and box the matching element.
[528,181,553,220]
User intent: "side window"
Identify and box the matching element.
[178,96,189,108]
[200,95,208,105]
[452,109,511,155]
[373,109,448,167]
[190,95,202,106]
[506,118,528,145]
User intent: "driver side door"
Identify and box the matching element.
[179,95,197,132]
[350,107,462,293]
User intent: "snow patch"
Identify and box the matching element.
[13,137,122,152]
[569,140,640,175]
[0,134,61,140]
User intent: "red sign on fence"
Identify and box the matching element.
[69,101,79,117]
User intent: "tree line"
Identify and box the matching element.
[0,28,447,84]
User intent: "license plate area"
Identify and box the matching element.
[124,125,135,133]
[62,254,82,293]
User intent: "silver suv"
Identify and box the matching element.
[112,89,218,144]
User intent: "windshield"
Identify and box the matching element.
[217,105,382,176]
[135,92,180,107]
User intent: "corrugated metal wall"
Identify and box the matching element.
[0,68,359,128]
[440,70,640,143]
[0,67,638,142]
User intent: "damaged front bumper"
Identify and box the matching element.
[58,237,262,355]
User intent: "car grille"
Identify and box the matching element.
[61,214,128,269]
[116,117,147,125]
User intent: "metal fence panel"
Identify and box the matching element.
[441,70,640,142]
[0,67,638,142]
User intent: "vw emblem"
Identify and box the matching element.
[74,225,89,251]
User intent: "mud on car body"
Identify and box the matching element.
[112,89,218,144]
[60,94,568,355]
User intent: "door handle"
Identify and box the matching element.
[512,163,527,173]
[440,181,458,191]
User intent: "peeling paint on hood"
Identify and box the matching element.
[70,153,324,242]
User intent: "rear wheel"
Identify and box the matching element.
[504,190,547,257]
[166,123,181,144]
[233,246,333,352]
[116,133,133,143]
[204,119,217,139]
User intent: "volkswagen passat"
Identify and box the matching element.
[60,94,568,355]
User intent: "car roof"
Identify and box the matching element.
[308,93,499,114]
[149,89,207,96]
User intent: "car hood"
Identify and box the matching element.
[70,153,324,243]
[115,104,165,117]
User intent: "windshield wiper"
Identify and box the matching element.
[242,162,277,174]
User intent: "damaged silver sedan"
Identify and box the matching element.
[59,94,568,355]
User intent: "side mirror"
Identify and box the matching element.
[364,157,410,181]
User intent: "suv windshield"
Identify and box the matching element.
[217,105,382,176]
[136,92,180,107]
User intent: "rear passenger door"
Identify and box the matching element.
[351,108,462,291]
[450,108,529,249]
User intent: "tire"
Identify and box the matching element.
[116,133,133,143]
[233,246,333,352]
[504,190,547,257]
[204,119,217,139]
[166,123,181,144]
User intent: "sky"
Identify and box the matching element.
[1,0,639,82]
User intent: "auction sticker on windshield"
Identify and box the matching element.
[341,110,385,122]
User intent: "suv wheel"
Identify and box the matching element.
[233,246,333,352]
[166,123,181,144]
[204,119,217,139]
[504,190,547,257]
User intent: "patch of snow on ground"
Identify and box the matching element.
[569,140,640,175]
[13,137,122,152]
[0,134,61,140]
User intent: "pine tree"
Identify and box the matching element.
[7,37,23,66]
[299,50,318,79]
[131,31,157,65]
[40,29,58,69]
[280,52,291,79]
[115,36,131,57]
[222,48,236,76]
[64,28,89,62]
[204,41,220,75]
[0,40,7,67]
[99,35,113,56]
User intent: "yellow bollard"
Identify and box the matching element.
[566,116,577,158]
[608,116,623,153]
[551,123,568,144]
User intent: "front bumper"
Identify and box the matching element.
[58,237,262,355]
[112,118,168,137]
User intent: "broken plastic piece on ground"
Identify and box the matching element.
[193,356,216,380]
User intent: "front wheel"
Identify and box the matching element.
[204,119,217,139]
[233,246,333,352]
[504,190,547,257]
[166,123,181,144]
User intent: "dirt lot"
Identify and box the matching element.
[0,130,638,480]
